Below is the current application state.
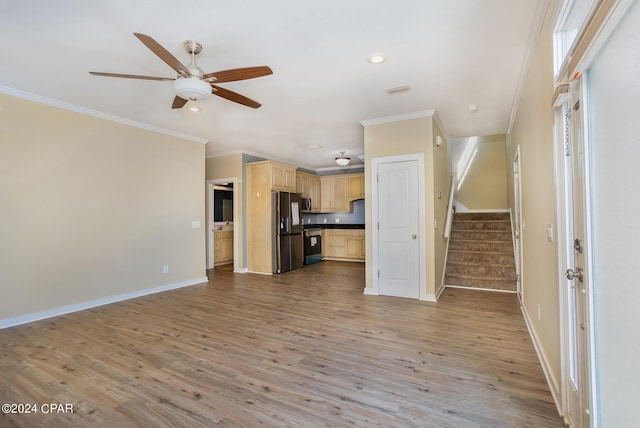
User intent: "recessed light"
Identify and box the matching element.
[188,106,201,112]
[367,53,386,64]
[307,144,323,149]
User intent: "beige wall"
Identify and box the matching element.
[206,154,243,181]
[451,135,508,211]
[432,125,450,296]
[507,0,561,398]
[205,154,245,269]
[363,113,449,299]
[0,93,206,325]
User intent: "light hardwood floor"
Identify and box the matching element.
[0,261,563,427]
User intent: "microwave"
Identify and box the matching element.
[301,197,312,212]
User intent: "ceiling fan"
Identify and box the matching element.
[90,33,273,109]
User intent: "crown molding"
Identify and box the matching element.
[0,85,208,144]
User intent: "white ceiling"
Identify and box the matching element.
[0,0,546,171]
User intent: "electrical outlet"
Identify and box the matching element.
[323,218,327,223]
[163,265,169,274]
[547,223,554,242]
[335,218,340,223]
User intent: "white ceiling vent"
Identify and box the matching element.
[384,84,411,95]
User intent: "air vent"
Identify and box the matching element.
[384,85,411,95]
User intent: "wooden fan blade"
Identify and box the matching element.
[90,71,174,81]
[133,32,191,77]
[203,66,273,83]
[172,96,188,109]
[211,85,261,109]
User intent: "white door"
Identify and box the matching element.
[377,160,420,298]
[563,76,592,428]
[512,146,523,302]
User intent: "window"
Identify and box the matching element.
[553,0,598,76]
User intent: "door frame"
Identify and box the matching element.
[553,76,597,426]
[512,144,524,303]
[206,177,240,272]
[370,153,426,299]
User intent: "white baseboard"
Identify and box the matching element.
[363,287,378,296]
[234,267,249,273]
[520,304,563,418]
[420,294,438,302]
[0,277,208,329]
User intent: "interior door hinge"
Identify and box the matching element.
[377,174,379,182]
[377,270,380,278]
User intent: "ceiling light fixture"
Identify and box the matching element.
[468,104,479,113]
[188,106,201,112]
[367,53,387,64]
[335,151,351,167]
[174,77,212,102]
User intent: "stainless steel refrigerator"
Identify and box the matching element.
[272,191,304,273]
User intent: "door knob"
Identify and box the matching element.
[411,234,417,240]
[566,267,584,282]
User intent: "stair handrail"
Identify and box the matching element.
[443,175,456,239]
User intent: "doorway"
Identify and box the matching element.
[206,177,239,271]
[371,154,425,299]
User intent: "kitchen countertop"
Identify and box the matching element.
[304,223,365,229]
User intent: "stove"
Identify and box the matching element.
[303,229,322,264]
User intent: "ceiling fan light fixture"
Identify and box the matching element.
[174,77,212,101]
[367,52,386,64]
[335,152,351,167]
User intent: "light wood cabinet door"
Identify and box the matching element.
[214,230,234,264]
[333,176,349,212]
[309,175,321,212]
[271,163,296,192]
[348,174,364,200]
[296,172,310,197]
[283,168,296,191]
[320,176,350,212]
[320,176,335,212]
[346,237,361,258]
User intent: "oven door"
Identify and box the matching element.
[303,233,322,264]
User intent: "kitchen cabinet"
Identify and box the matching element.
[247,160,297,192]
[323,229,365,262]
[348,173,364,200]
[296,172,321,212]
[270,162,297,192]
[214,230,234,265]
[296,172,311,197]
[320,176,349,213]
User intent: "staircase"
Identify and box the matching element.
[444,212,517,292]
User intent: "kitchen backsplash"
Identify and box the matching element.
[302,199,365,225]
